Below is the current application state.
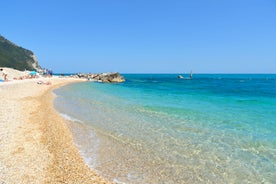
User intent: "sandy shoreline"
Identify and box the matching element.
[0,78,112,183]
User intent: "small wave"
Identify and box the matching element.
[59,113,83,122]
[113,179,127,184]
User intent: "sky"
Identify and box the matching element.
[1,0,276,73]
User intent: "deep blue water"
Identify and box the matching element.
[54,74,276,183]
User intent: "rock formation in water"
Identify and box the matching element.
[78,72,125,83]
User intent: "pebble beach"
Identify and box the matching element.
[0,72,112,183]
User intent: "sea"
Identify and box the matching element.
[53,74,276,184]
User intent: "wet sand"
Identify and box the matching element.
[0,78,112,183]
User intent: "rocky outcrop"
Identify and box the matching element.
[97,72,125,83]
[30,54,41,71]
[77,72,125,83]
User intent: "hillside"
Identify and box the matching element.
[0,35,41,71]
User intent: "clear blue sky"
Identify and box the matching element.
[1,0,276,73]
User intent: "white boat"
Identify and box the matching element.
[178,71,192,79]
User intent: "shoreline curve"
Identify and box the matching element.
[0,78,112,183]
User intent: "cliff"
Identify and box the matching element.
[0,35,41,71]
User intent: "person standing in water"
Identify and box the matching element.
[190,70,193,79]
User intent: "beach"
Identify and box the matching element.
[1,74,275,183]
[0,78,112,183]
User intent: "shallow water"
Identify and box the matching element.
[54,74,276,183]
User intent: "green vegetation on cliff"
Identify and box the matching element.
[0,35,40,71]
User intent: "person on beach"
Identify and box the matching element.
[0,68,8,81]
[37,80,51,85]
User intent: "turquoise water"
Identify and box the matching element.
[54,74,276,183]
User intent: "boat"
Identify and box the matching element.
[178,71,193,79]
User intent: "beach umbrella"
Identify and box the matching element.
[30,71,37,76]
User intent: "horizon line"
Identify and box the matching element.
[53,72,276,75]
